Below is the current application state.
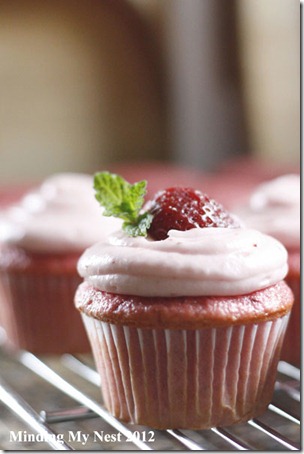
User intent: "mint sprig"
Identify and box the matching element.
[94,171,153,237]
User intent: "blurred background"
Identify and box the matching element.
[0,0,300,185]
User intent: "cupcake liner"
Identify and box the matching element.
[81,313,289,429]
[0,270,90,354]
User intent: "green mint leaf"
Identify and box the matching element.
[127,180,147,219]
[94,172,130,220]
[123,212,153,237]
[94,171,152,236]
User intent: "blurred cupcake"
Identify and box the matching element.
[75,173,293,429]
[236,174,300,366]
[0,173,121,354]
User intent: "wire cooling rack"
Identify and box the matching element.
[0,342,301,451]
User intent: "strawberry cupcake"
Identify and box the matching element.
[0,173,121,354]
[75,172,293,430]
[236,174,300,366]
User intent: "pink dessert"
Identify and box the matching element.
[236,174,300,366]
[0,173,122,354]
[75,174,293,429]
[0,247,85,353]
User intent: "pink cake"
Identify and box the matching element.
[236,174,300,366]
[0,247,85,353]
[0,173,122,354]
[76,280,292,429]
[75,176,293,429]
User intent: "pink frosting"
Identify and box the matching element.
[0,173,122,253]
[237,174,300,250]
[78,227,288,297]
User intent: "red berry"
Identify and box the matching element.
[146,187,239,240]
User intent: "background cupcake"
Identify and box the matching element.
[0,173,122,354]
[75,172,293,429]
[236,174,300,366]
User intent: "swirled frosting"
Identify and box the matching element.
[237,174,300,250]
[0,173,122,253]
[77,227,288,297]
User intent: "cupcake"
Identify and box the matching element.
[0,173,121,354]
[236,174,300,366]
[75,172,293,430]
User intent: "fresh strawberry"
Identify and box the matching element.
[146,187,239,240]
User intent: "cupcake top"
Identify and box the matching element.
[236,174,300,250]
[77,172,288,298]
[78,227,288,297]
[0,173,122,253]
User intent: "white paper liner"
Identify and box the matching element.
[0,271,89,353]
[82,313,289,429]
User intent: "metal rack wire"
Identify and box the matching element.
[0,344,301,451]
